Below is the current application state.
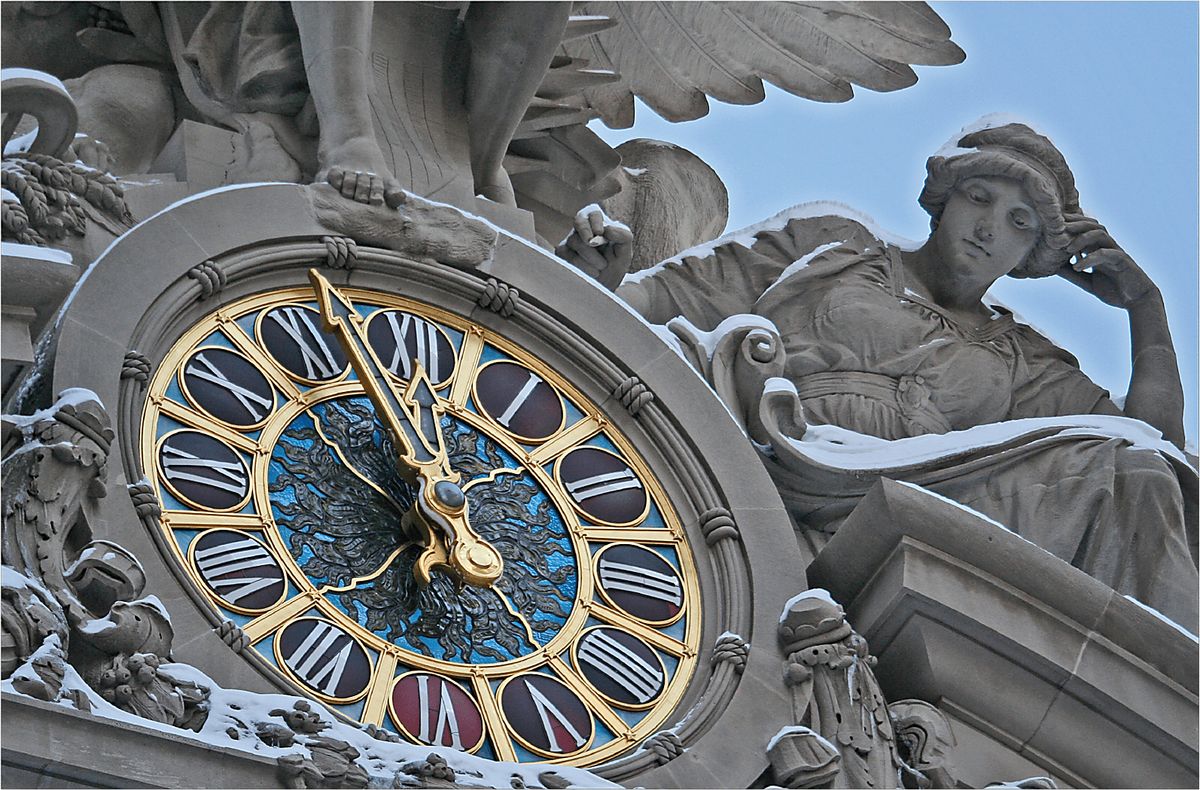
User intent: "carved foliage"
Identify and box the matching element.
[1,389,211,730]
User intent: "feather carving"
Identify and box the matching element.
[559,1,965,127]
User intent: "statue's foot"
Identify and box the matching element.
[318,137,406,209]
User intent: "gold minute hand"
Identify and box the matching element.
[308,270,503,588]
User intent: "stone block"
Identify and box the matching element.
[808,478,1199,789]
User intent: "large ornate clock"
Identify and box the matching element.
[140,273,701,766]
[44,184,802,786]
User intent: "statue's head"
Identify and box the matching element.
[919,122,1080,278]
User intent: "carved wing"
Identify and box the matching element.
[557,1,965,128]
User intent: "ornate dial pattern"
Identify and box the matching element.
[142,286,700,766]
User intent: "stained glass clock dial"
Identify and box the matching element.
[141,285,701,766]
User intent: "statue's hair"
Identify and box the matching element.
[918,124,1081,278]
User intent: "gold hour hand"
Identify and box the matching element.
[309,270,502,587]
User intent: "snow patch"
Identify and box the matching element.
[896,481,1011,531]
[1123,595,1200,641]
[1,241,74,265]
[623,166,648,176]
[3,129,38,156]
[784,414,1187,472]
[761,241,846,299]
[1,68,68,93]
[3,658,617,788]
[624,200,922,286]
[779,588,841,622]
[767,725,835,753]
[931,113,1056,159]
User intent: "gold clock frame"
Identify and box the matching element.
[140,284,702,768]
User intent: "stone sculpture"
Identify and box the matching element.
[771,589,958,789]
[563,120,1199,627]
[3,1,965,243]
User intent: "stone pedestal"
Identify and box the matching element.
[807,478,1199,789]
[1,694,281,789]
[1,243,81,402]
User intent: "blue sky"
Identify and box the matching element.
[589,1,1198,445]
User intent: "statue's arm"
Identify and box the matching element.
[1123,289,1185,446]
[1055,213,1185,448]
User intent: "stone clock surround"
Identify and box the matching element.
[43,183,804,788]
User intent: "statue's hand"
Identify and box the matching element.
[1055,213,1157,308]
[555,205,634,291]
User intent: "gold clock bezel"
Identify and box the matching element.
[140,284,703,769]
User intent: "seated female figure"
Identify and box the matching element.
[560,122,1198,627]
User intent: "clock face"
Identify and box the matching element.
[140,285,701,766]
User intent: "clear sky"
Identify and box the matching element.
[589,1,1198,447]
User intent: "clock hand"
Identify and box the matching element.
[309,270,503,588]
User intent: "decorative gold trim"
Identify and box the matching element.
[526,415,605,467]
[270,616,374,705]
[156,400,262,456]
[471,673,517,762]
[588,602,692,658]
[177,344,277,431]
[582,527,679,545]
[447,327,485,409]
[495,672,597,760]
[160,510,266,531]
[553,445,652,529]
[592,542,687,627]
[386,671,487,753]
[242,591,321,644]
[154,428,254,513]
[185,528,288,615]
[361,307,458,390]
[361,651,400,727]
[470,359,567,445]
[566,627,668,713]
[217,317,305,402]
[252,302,352,386]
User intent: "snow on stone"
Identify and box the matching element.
[3,128,38,156]
[763,376,797,395]
[4,655,616,788]
[623,166,648,176]
[767,725,835,753]
[1,565,59,604]
[624,199,923,286]
[783,413,1187,472]
[1,68,69,93]
[1123,595,1199,642]
[4,387,104,455]
[896,480,1012,531]
[779,588,841,622]
[761,240,846,299]
[671,313,779,364]
[930,112,1053,159]
[1,240,74,265]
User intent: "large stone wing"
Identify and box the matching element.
[556,1,966,128]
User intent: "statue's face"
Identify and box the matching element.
[933,175,1041,292]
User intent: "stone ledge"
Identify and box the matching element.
[807,478,1199,789]
[1,692,282,789]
